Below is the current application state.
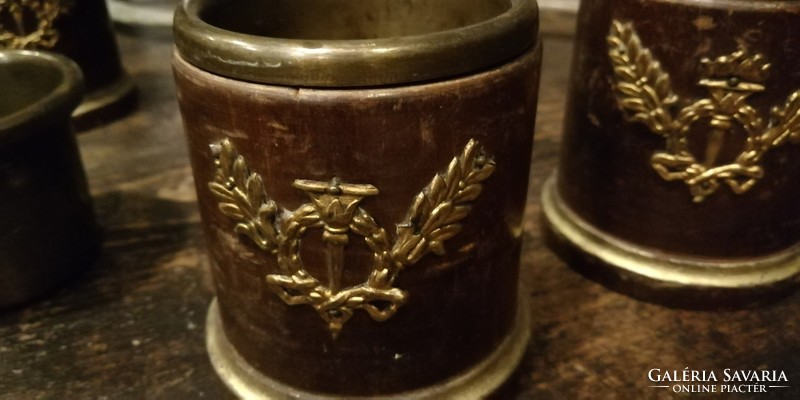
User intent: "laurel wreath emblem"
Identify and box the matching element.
[608,21,800,202]
[209,138,494,336]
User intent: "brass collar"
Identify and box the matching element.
[174,0,539,87]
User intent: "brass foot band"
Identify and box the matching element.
[206,291,530,399]
[72,74,137,130]
[541,175,800,302]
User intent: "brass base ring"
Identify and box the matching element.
[72,74,137,130]
[541,174,800,303]
[206,290,530,399]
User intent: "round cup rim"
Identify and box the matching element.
[0,50,83,144]
[173,0,539,87]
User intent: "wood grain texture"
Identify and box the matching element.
[1,26,799,400]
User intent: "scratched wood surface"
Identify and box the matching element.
[1,24,799,400]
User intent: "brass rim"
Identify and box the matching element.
[174,0,538,87]
[541,175,800,289]
[0,50,83,144]
[206,291,530,399]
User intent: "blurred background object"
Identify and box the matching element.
[0,0,137,129]
[0,50,100,308]
[539,0,578,36]
[540,0,578,11]
[543,0,800,307]
[107,0,178,36]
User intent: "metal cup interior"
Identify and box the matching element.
[0,50,83,142]
[174,0,539,86]
[199,0,511,39]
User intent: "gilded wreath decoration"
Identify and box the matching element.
[209,138,494,337]
[608,21,800,202]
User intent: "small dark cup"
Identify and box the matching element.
[0,0,137,129]
[0,50,99,307]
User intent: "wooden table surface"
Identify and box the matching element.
[1,26,798,400]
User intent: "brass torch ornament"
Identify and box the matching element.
[209,138,495,337]
[609,21,800,203]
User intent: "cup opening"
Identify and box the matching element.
[199,0,512,40]
[0,57,66,119]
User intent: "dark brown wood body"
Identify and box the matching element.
[557,0,800,259]
[174,43,541,395]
